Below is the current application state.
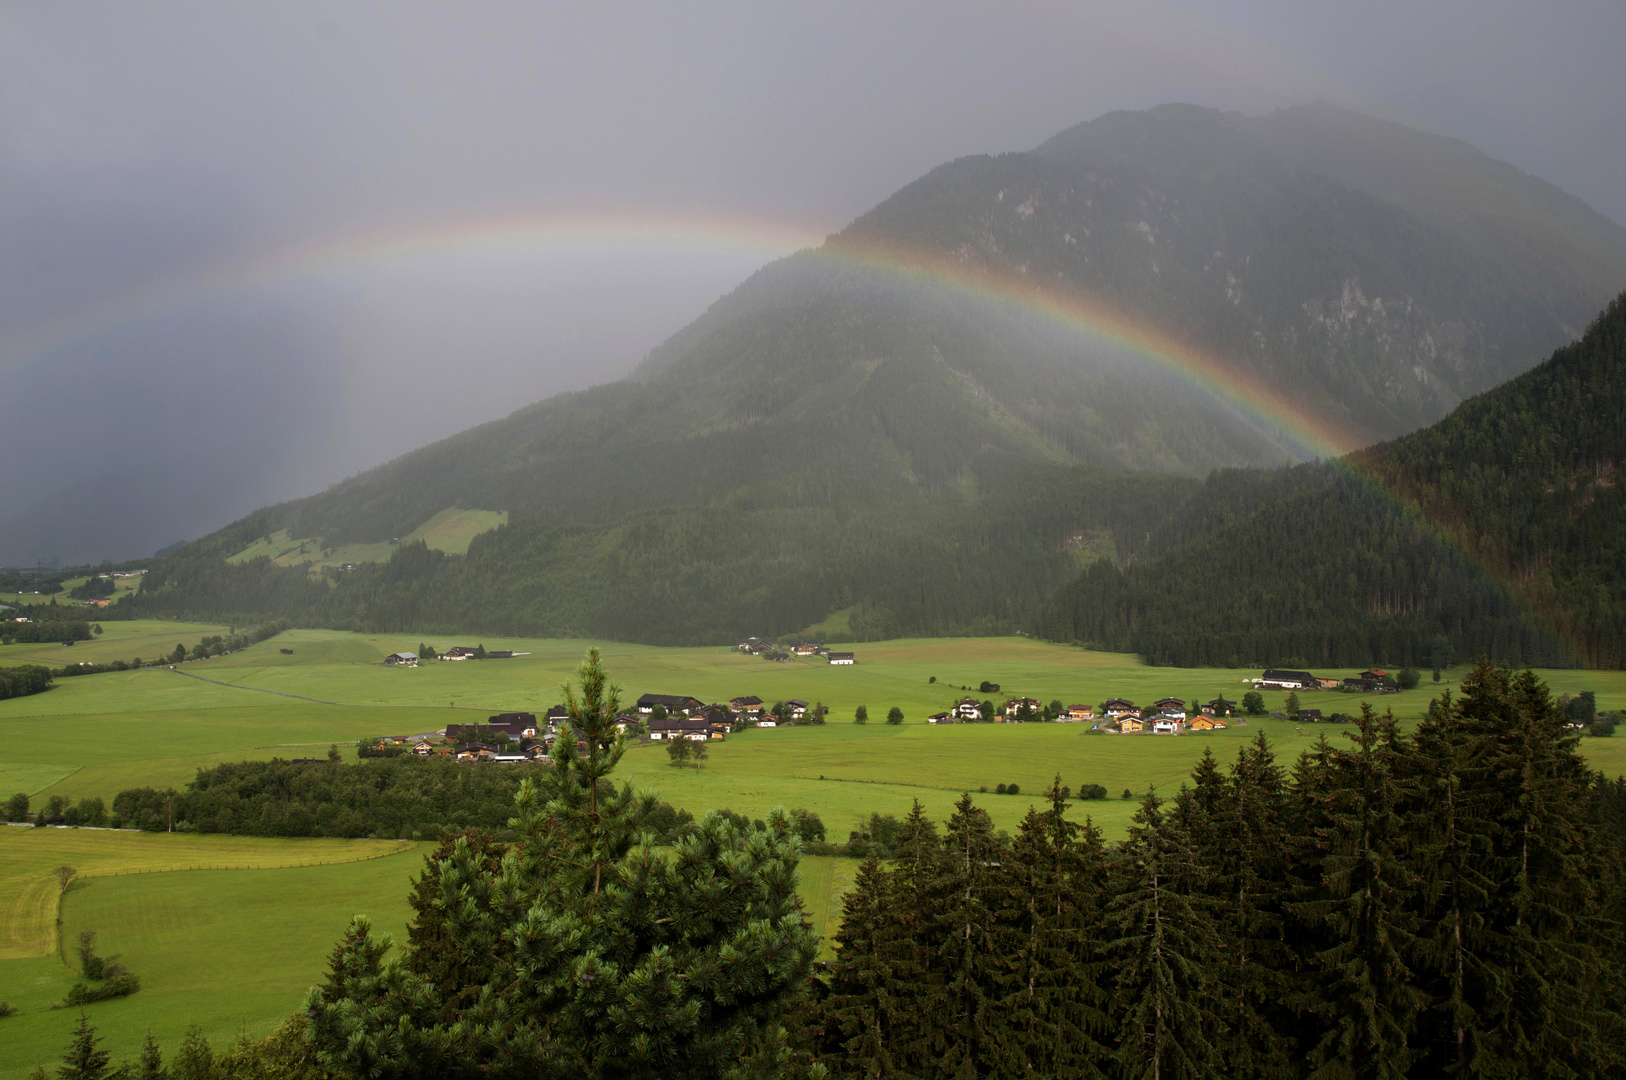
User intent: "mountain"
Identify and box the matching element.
[126,104,1626,649]
[1036,292,1626,669]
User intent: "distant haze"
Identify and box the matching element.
[2,0,1622,564]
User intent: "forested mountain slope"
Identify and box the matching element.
[126,105,1626,646]
[1037,293,1626,668]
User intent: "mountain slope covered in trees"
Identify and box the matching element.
[126,105,1626,650]
[1037,293,1626,668]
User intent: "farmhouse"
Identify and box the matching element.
[385,652,419,667]
[927,712,954,724]
[647,716,712,741]
[545,705,570,727]
[1005,697,1044,719]
[441,646,479,661]
[791,642,821,656]
[827,651,855,665]
[1206,696,1237,717]
[1118,716,1145,733]
[1257,669,1317,690]
[787,699,810,719]
[953,698,985,721]
[1189,716,1227,731]
[1102,698,1137,718]
[1061,705,1094,722]
[1297,709,1324,723]
[1152,719,1179,734]
[730,695,764,714]
[636,693,705,715]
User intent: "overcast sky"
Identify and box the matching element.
[3,0,1623,564]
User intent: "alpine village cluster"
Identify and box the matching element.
[366,644,1424,762]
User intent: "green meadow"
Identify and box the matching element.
[2,626,1623,1074]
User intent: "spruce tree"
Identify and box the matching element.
[1403,686,1497,1077]
[1290,705,1422,1080]
[1207,734,1293,1077]
[1104,791,1223,1080]
[136,1032,167,1080]
[58,1012,111,1080]
[919,793,1006,1080]
[988,779,1109,1080]
[1459,662,1624,1075]
[168,1025,213,1080]
[822,859,904,1079]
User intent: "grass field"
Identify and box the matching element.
[1,627,1621,1074]
[0,827,854,1077]
[223,507,507,571]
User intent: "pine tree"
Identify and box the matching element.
[1207,734,1293,1077]
[168,1025,213,1080]
[1104,791,1223,1080]
[136,1032,167,1080]
[1290,705,1422,1080]
[919,793,1006,1080]
[58,1012,111,1080]
[1459,662,1624,1075]
[1403,686,1497,1077]
[987,779,1109,1080]
[823,859,904,1079]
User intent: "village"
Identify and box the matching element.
[361,665,1407,761]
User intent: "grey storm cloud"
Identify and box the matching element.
[1,0,1622,563]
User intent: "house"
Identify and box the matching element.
[1206,697,1236,717]
[827,652,855,665]
[1258,669,1318,690]
[1359,669,1388,682]
[492,754,529,764]
[730,695,764,714]
[647,716,711,741]
[787,699,809,719]
[791,642,821,656]
[526,744,551,760]
[1152,697,1186,711]
[952,698,985,721]
[1152,719,1179,734]
[1118,716,1144,733]
[1060,705,1094,722]
[757,719,778,728]
[736,637,764,651]
[1317,678,1341,691]
[441,646,479,661]
[1189,716,1219,731]
[412,740,436,755]
[545,705,570,727]
[927,712,954,724]
[1005,697,1044,719]
[1102,698,1137,718]
[636,693,705,715]
[385,652,419,667]
[1297,709,1324,723]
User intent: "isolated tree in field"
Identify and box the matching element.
[1284,691,1300,717]
[54,864,77,894]
[666,737,693,765]
[306,647,816,1078]
[886,706,904,724]
[854,704,868,724]
[5,792,26,821]
[1242,691,1265,716]
[1398,667,1421,690]
[690,739,709,766]
[58,1011,111,1080]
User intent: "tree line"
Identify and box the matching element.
[804,659,1626,1078]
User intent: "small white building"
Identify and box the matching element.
[828,652,855,665]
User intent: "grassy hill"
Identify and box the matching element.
[122,104,1626,647]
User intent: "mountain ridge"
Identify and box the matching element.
[122,103,1626,658]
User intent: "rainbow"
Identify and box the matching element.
[0,207,830,382]
[0,206,1573,660]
